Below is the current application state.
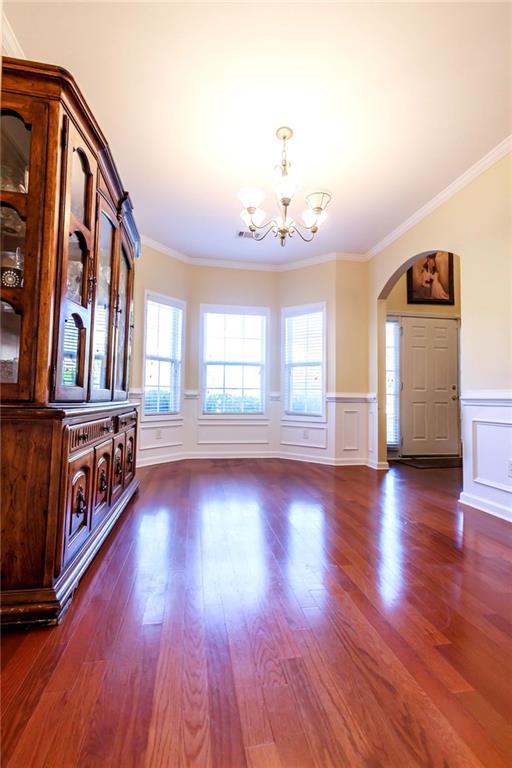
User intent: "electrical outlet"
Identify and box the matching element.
[155,428,162,440]
[507,460,512,479]
[303,429,309,440]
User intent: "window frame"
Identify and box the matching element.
[199,303,269,418]
[385,315,401,454]
[281,302,326,421]
[142,290,186,421]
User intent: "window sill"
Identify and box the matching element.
[281,412,327,425]
[141,412,184,424]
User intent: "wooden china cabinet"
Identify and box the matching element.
[0,58,140,625]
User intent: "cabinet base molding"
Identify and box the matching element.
[1,477,139,626]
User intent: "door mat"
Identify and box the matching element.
[398,457,462,469]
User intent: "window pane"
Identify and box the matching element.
[284,308,324,415]
[206,337,225,362]
[386,320,400,448]
[144,297,183,414]
[206,313,224,338]
[206,364,224,389]
[203,309,266,413]
[243,365,261,390]
[243,315,262,338]
[225,364,243,389]
[224,314,240,338]
[243,339,262,363]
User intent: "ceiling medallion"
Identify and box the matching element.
[237,127,332,247]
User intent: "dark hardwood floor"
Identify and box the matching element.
[2,459,511,767]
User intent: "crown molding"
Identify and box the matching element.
[1,12,26,58]
[366,135,512,259]
[141,236,368,272]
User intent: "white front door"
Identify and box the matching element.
[401,316,460,456]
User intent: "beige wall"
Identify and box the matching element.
[335,260,369,392]
[386,253,461,316]
[132,249,371,396]
[369,152,512,460]
[278,260,337,391]
[133,153,510,438]
[131,244,189,390]
[187,265,280,391]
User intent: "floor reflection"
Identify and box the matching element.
[285,500,326,601]
[378,471,404,606]
[200,494,267,611]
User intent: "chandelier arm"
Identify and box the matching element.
[253,223,276,242]
[250,217,275,230]
[292,224,316,243]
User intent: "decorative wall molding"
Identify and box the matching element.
[472,419,512,494]
[459,397,512,523]
[141,235,369,272]
[326,392,376,403]
[1,13,26,58]
[367,135,512,258]
[460,390,512,407]
[459,492,512,524]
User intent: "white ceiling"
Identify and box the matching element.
[4,2,512,265]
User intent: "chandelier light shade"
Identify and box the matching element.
[237,127,332,247]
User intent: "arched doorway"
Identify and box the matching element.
[377,250,462,468]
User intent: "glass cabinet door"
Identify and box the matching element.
[90,199,117,400]
[0,96,47,400]
[53,116,97,402]
[113,233,134,400]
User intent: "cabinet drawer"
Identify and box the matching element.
[64,449,94,567]
[118,411,137,432]
[92,438,113,530]
[69,417,114,452]
[124,427,136,486]
[111,433,125,504]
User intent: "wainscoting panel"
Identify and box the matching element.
[460,392,512,522]
[132,389,382,470]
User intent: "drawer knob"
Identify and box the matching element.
[102,423,113,433]
[98,468,108,493]
[75,485,87,516]
[77,430,87,443]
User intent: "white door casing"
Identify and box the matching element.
[401,316,460,456]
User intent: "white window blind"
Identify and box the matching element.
[144,297,183,415]
[386,319,400,449]
[284,307,324,416]
[203,309,266,414]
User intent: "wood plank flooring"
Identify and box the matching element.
[2,459,512,767]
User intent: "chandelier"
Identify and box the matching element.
[237,127,332,247]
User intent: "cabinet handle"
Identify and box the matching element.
[77,430,88,443]
[75,485,87,516]
[87,255,97,305]
[102,423,113,433]
[98,469,108,493]
[127,446,133,467]
[115,456,123,477]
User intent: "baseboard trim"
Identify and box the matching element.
[137,450,390,470]
[366,460,390,471]
[459,491,512,523]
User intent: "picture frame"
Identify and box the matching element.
[407,251,454,305]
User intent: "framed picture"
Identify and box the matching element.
[407,251,454,305]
